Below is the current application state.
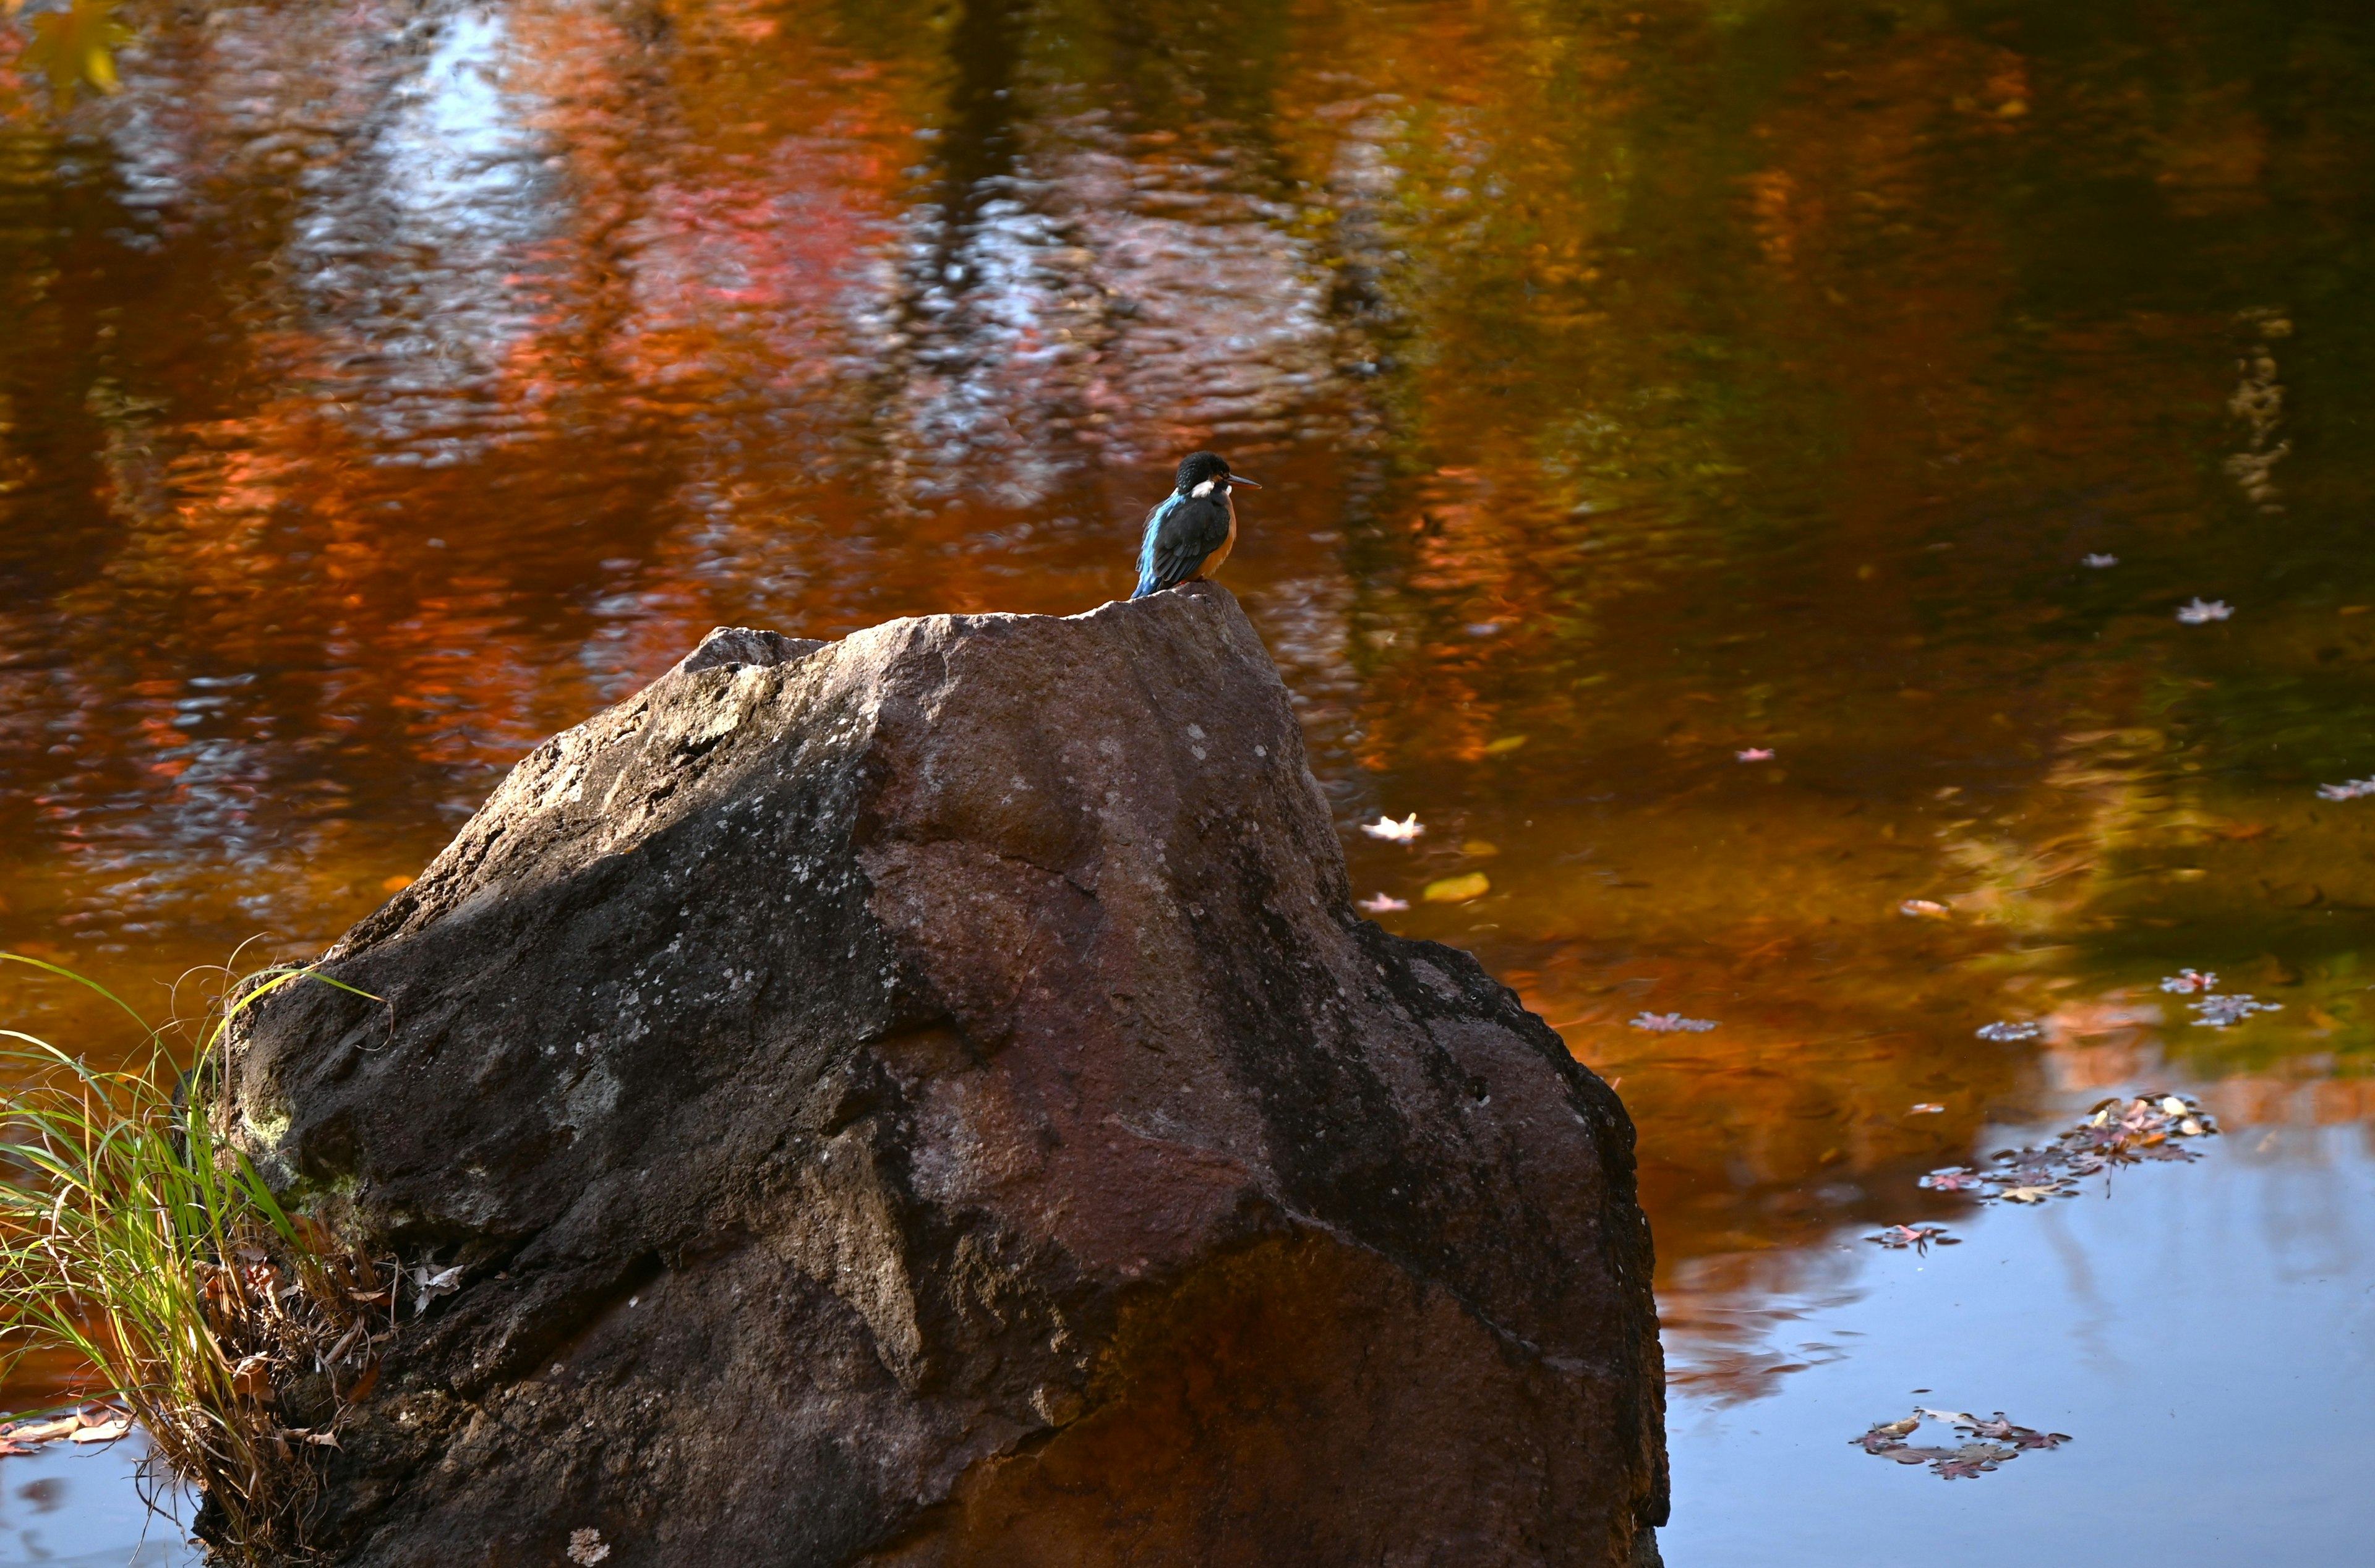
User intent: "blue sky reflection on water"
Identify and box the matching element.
[0,1438,190,1567]
[1662,1113,2375,1566]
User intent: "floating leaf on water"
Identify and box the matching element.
[1460,839,1500,857]
[1359,813,1424,842]
[1909,1102,1945,1114]
[1868,1224,1958,1253]
[1899,898,1951,919]
[2176,597,2233,623]
[2315,778,2375,802]
[1956,1413,2071,1449]
[2189,994,2279,1028]
[68,1420,131,1444]
[1996,1183,2065,1203]
[1975,1021,2042,1042]
[1920,1167,1988,1192]
[1628,1012,1718,1033]
[2160,969,2218,994]
[20,0,134,111]
[1423,872,1491,903]
[2082,553,2118,568]
[1355,893,1408,914]
[1482,735,1528,755]
[1935,1444,2018,1479]
[1737,747,1774,762]
[1852,1418,1919,1452]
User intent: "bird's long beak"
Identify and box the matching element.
[1227,475,1263,488]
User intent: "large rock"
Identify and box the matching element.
[232,582,1667,1566]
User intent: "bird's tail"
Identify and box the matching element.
[1130,574,1160,600]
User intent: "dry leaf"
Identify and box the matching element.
[411,1262,465,1314]
[229,1353,273,1398]
[342,1358,382,1403]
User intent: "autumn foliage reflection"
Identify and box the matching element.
[6,0,2375,1414]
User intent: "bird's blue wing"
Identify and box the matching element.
[1133,495,1181,599]
[1132,493,1230,599]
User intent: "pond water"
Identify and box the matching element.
[4,0,2373,1559]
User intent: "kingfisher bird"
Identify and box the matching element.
[1130,451,1261,600]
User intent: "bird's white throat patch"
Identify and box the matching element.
[1191,477,1220,498]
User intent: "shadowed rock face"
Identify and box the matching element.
[231,582,1667,1567]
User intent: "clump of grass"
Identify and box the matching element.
[0,952,393,1564]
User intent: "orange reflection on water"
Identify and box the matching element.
[6,0,2375,1437]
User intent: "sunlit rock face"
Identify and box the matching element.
[230,582,1666,1567]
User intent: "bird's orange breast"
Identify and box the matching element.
[1198,494,1239,577]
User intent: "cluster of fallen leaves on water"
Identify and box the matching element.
[1852,1407,2071,1480]
[0,1401,134,1454]
[1917,1093,2218,1205]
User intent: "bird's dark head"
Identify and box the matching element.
[1173,450,1261,496]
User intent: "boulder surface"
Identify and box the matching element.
[233,582,1667,1566]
